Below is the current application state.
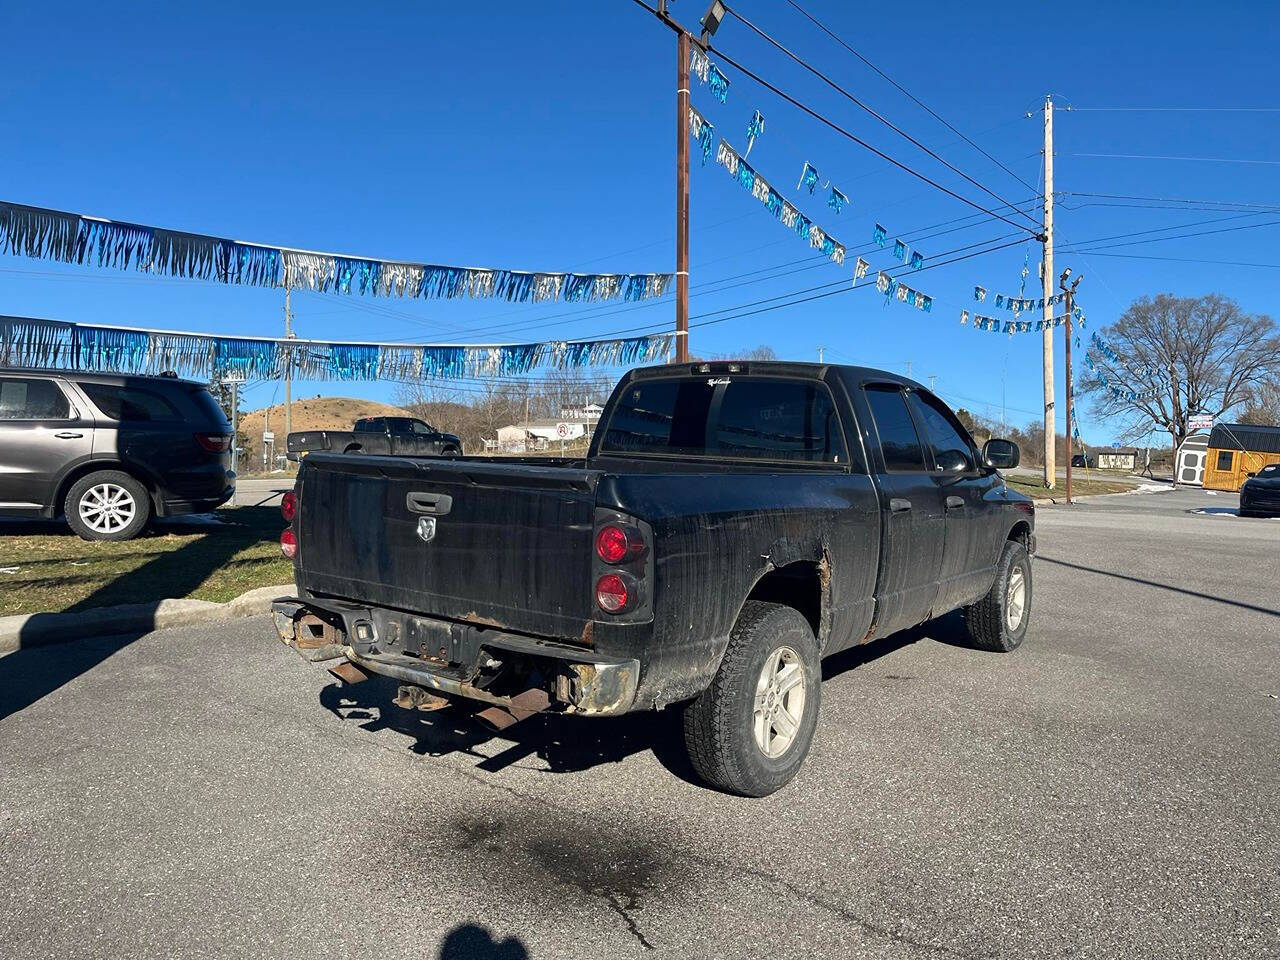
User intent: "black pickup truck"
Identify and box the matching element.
[287,415,462,460]
[271,361,1034,795]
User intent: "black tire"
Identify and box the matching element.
[64,470,152,542]
[441,446,461,457]
[961,539,1032,652]
[682,600,822,797]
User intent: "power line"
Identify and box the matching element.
[700,42,1044,237]
[1066,106,1280,112]
[1060,191,1280,212]
[724,5,1042,230]
[1067,152,1280,166]
[780,0,1039,195]
[1050,251,1280,269]
[1060,217,1280,254]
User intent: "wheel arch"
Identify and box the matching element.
[737,552,832,651]
[51,460,156,518]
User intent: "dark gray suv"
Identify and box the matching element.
[0,369,236,540]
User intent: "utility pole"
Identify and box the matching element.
[1041,95,1056,489]
[1060,268,1082,504]
[647,0,717,364]
[928,374,937,393]
[229,378,240,477]
[283,285,293,472]
[817,346,824,363]
[676,28,691,363]
[905,360,912,378]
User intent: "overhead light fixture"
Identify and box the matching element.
[701,1,726,44]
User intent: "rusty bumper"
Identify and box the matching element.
[270,598,639,716]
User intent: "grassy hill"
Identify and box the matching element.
[237,396,411,473]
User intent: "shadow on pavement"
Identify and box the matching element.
[320,620,923,785]
[0,509,281,722]
[439,923,529,960]
[1039,554,1279,617]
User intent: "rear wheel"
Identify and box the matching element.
[682,601,821,797]
[64,470,152,541]
[961,539,1032,652]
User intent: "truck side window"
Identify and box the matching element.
[908,391,975,472]
[864,385,926,472]
[0,377,70,420]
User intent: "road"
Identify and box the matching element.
[2,487,1277,959]
[231,476,292,507]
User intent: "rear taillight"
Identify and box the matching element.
[280,490,297,522]
[594,523,645,564]
[280,528,297,559]
[595,574,630,614]
[195,433,232,453]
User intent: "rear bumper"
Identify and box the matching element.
[270,597,639,716]
[159,484,235,516]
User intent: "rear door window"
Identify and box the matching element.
[80,383,181,422]
[600,376,845,464]
[0,377,70,420]
[864,385,927,472]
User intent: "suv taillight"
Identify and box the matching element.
[195,433,231,453]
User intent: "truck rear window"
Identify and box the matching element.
[600,377,846,464]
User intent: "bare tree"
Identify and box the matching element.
[1240,373,1280,426]
[1078,294,1280,460]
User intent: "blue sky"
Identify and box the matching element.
[2,0,1277,442]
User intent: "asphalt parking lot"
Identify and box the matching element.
[1,486,1277,959]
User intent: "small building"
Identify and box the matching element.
[1175,431,1212,486]
[1203,422,1280,491]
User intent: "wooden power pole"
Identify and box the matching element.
[675,30,691,363]
[283,285,293,471]
[1060,269,1082,504]
[1041,95,1056,488]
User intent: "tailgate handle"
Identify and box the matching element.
[406,491,453,516]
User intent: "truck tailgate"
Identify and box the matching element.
[296,453,602,640]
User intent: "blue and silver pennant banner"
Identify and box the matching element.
[715,141,845,265]
[0,315,674,382]
[0,201,672,305]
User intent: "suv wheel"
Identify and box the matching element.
[65,471,152,542]
[682,600,822,797]
[960,539,1032,652]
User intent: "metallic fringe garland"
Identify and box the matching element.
[715,142,846,266]
[0,202,671,304]
[0,316,673,382]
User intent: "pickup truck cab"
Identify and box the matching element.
[272,361,1034,795]
[287,415,462,460]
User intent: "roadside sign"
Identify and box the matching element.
[263,431,275,442]
[1188,414,1214,430]
[1111,442,1122,448]
[555,422,573,439]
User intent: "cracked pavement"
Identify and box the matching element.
[1,486,1277,958]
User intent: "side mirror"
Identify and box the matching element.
[1246,472,1257,478]
[983,438,1020,470]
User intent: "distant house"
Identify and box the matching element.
[492,418,589,453]
[1203,422,1280,491]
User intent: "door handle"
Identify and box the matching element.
[945,496,964,510]
[889,498,912,513]
[406,491,453,516]
[54,432,84,439]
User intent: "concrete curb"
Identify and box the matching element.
[1031,484,1175,506]
[0,584,293,654]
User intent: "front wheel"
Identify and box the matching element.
[682,601,822,797]
[961,539,1032,652]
